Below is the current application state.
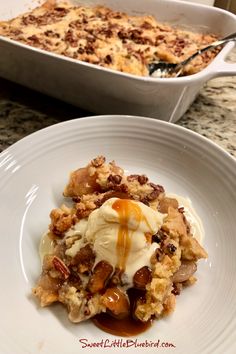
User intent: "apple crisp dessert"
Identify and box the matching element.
[0,0,218,76]
[32,156,207,336]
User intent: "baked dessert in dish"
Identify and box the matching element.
[0,0,218,77]
[33,156,208,336]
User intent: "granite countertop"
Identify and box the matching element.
[0,50,235,157]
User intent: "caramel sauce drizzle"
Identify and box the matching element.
[112,199,152,272]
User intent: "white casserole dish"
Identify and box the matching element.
[0,0,235,122]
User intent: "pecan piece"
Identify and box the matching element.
[107,174,122,185]
[151,248,165,264]
[77,47,85,54]
[104,54,113,64]
[151,232,162,243]
[138,175,149,185]
[27,34,40,44]
[149,182,164,193]
[52,256,70,279]
[127,174,139,182]
[87,260,113,293]
[148,190,159,201]
[127,174,148,185]
[141,21,153,30]
[172,282,182,296]
[70,244,95,273]
[166,243,177,255]
[65,29,78,47]
[91,155,105,167]
[100,190,131,204]
[68,269,82,289]
[133,266,152,289]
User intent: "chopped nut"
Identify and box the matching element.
[166,243,177,255]
[65,29,78,47]
[127,174,139,182]
[68,269,82,289]
[140,197,150,206]
[113,183,129,193]
[141,21,153,30]
[27,34,40,43]
[154,248,164,262]
[138,175,149,185]
[52,256,70,279]
[91,156,105,167]
[104,54,113,64]
[148,182,165,193]
[147,190,161,201]
[100,189,131,204]
[70,244,95,273]
[152,229,168,245]
[107,174,122,184]
[151,233,162,243]
[127,174,148,185]
[172,283,182,295]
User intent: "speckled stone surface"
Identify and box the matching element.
[177,50,236,156]
[0,50,235,157]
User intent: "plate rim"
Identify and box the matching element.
[0,114,236,354]
[1,114,235,164]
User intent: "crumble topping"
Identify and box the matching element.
[33,156,207,329]
[0,0,219,76]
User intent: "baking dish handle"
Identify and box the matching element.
[211,59,236,78]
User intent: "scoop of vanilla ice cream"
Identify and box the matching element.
[85,198,165,285]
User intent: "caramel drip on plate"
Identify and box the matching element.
[112,199,152,272]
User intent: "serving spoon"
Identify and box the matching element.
[148,31,236,78]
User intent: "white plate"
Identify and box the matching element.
[0,115,235,354]
[1,0,236,122]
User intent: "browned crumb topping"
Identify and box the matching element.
[0,1,219,76]
[32,155,207,326]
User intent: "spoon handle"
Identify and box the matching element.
[223,32,236,41]
[181,32,236,67]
